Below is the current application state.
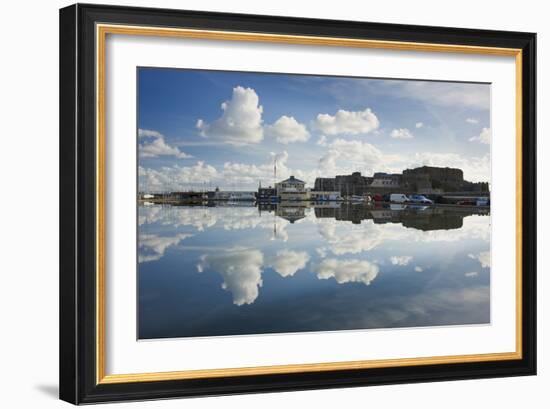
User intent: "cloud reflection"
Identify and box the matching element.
[138,233,193,263]
[468,251,490,268]
[197,249,264,306]
[139,205,217,231]
[268,250,310,278]
[314,258,379,286]
[315,215,489,257]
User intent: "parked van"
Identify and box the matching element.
[390,193,410,203]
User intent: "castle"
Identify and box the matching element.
[313,166,489,195]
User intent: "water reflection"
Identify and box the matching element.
[314,258,379,286]
[197,249,264,306]
[313,202,488,230]
[138,202,490,339]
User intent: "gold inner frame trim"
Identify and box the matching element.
[96,23,523,385]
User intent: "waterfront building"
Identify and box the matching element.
[370,172,402,188]
[402,166,463,193]
[314,172,372,196]
[214,190,256,201]
[313,166,489,196]
[276,176,309,201]
[401,166,489,193]
[313,177,336,192]
[257,186,277,201]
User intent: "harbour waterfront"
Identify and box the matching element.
[139,165,491,207]
[138,202,490,339]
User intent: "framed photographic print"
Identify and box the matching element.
[59,3,536,404]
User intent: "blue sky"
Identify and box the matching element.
[138,67,491,192]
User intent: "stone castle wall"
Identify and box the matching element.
[313,166,489,195]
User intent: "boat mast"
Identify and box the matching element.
[274,156,277,185]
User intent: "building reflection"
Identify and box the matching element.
[139,201,490,234]
[258,202,309,223]
[258,202,489,231]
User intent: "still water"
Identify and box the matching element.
[138,202,490,339]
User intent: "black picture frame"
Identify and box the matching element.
[60,3,536,404]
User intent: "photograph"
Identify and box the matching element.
[51,1,537,405]
[137,68,492,339]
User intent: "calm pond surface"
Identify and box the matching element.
[138,202,490,339]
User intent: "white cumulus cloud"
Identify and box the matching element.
[222,151,292,187]
[466,118,479,124]
[265,115,310,144]
[319,138,385,176]
[415,122,424,128]
[390,255,413,266]
[313,108,379,136]
[317,136,489,183]
[139,162,218,192]
[469,127,491,144]
[138,150,304,192]
[138,129,163,138]
[138,129,191,159]
[384,81,490,110]
[316,247,328,258]
[196,86,264,145]
[390,128,414,139]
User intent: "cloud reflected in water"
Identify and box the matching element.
[268,250,310,278]
[197,249,264,306]
[314,258,379,286]
[138,233,193,263]
[468,251,490,268]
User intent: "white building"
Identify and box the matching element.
[276,176,309,201]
